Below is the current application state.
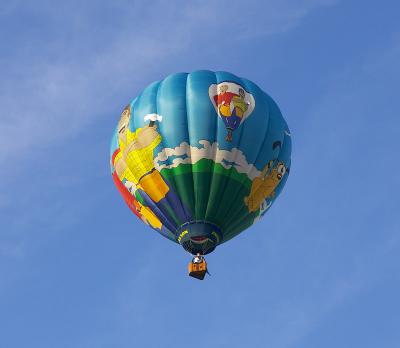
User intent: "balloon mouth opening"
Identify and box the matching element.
[191,236,209,243]
[182,239,216,255]
[176,222,222,255]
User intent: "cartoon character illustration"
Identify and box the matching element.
[232,88,249,118]
[214,84,237,118]
[112,169,163,230]
[244,160,287,213]
[121,179,165,230]
[112,106,192,228]
[117,105,131,146]
[209,82,255,142]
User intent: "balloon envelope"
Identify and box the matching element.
[110,70,291,255]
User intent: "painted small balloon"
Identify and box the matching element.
[110,70,292,255]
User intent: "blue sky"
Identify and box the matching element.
[1,1,399,347]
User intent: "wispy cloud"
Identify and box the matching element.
[0,0,335,168]
[0,1,337,263]
[264,35,400,348]
[184,0,337,39]
[0,240,24,259]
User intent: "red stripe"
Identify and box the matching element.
[112,171,142,220]
[111,149,120,166]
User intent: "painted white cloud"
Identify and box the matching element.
[154,140,261,180]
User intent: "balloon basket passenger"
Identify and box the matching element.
[188,253,208,280]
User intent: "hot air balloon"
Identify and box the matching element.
[110,70,291,279]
